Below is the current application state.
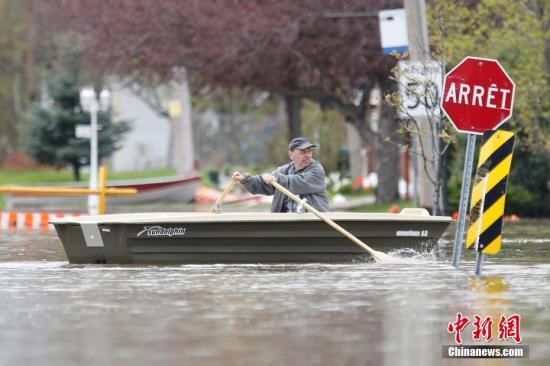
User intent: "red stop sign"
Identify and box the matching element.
[441,56,515,134]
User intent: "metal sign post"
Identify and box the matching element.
[451,133,477,267]
[475,252,485,276]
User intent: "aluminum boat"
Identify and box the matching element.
[50,208,452,264]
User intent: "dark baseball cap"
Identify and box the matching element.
[288,137,317,151]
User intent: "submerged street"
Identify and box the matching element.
[0,221,549,365]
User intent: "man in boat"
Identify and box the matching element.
[232,137,330,212]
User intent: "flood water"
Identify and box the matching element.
[1,220,549,366]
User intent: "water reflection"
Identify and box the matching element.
[0,222,549,365]
[0,228,65,262]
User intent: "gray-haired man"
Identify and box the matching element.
[232,137,330,212]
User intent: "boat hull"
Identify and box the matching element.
[6,174,200,211]
[51,212,452,264]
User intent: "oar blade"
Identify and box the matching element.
[209,179,237,213]
[372,250,403,264]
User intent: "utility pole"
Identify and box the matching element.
[170,68,195,175]
[404,0,438,212]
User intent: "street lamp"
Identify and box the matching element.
[79,87,110,215]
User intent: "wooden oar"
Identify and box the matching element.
[209,179,237,213]
[270,181,399,263]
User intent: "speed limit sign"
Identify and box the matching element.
[398,60,442,118]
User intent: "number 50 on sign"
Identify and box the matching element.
[398,60,442,118]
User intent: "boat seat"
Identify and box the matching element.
[399,208,430,216]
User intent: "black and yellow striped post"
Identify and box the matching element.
[466,130,515,275]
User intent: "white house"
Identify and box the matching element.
[109,85,172,172]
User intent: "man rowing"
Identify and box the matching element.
[232,137,329,213]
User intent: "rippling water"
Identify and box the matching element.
[0,221,549,366]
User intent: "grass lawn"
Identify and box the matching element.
[0,168,177,186]
[351,199,414,213]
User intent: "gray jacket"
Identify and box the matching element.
[240,159,330,212]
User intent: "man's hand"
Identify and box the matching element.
[232,171,246,181]
[261,173,277,184]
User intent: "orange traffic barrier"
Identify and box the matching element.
[24,212,33,229]
[40,212,49,227]
[9,212,17,227]
[0,211,80,230]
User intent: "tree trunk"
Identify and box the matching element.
[72,162,81,182]
[171,72,195,174]
[376,79,400,204]
[26,0,36,103]
[167,119,174,169]
[285,95,302,140]
[376,103,400,204]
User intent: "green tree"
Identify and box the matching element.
[24,72,129,181]
[0,0,34,164]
